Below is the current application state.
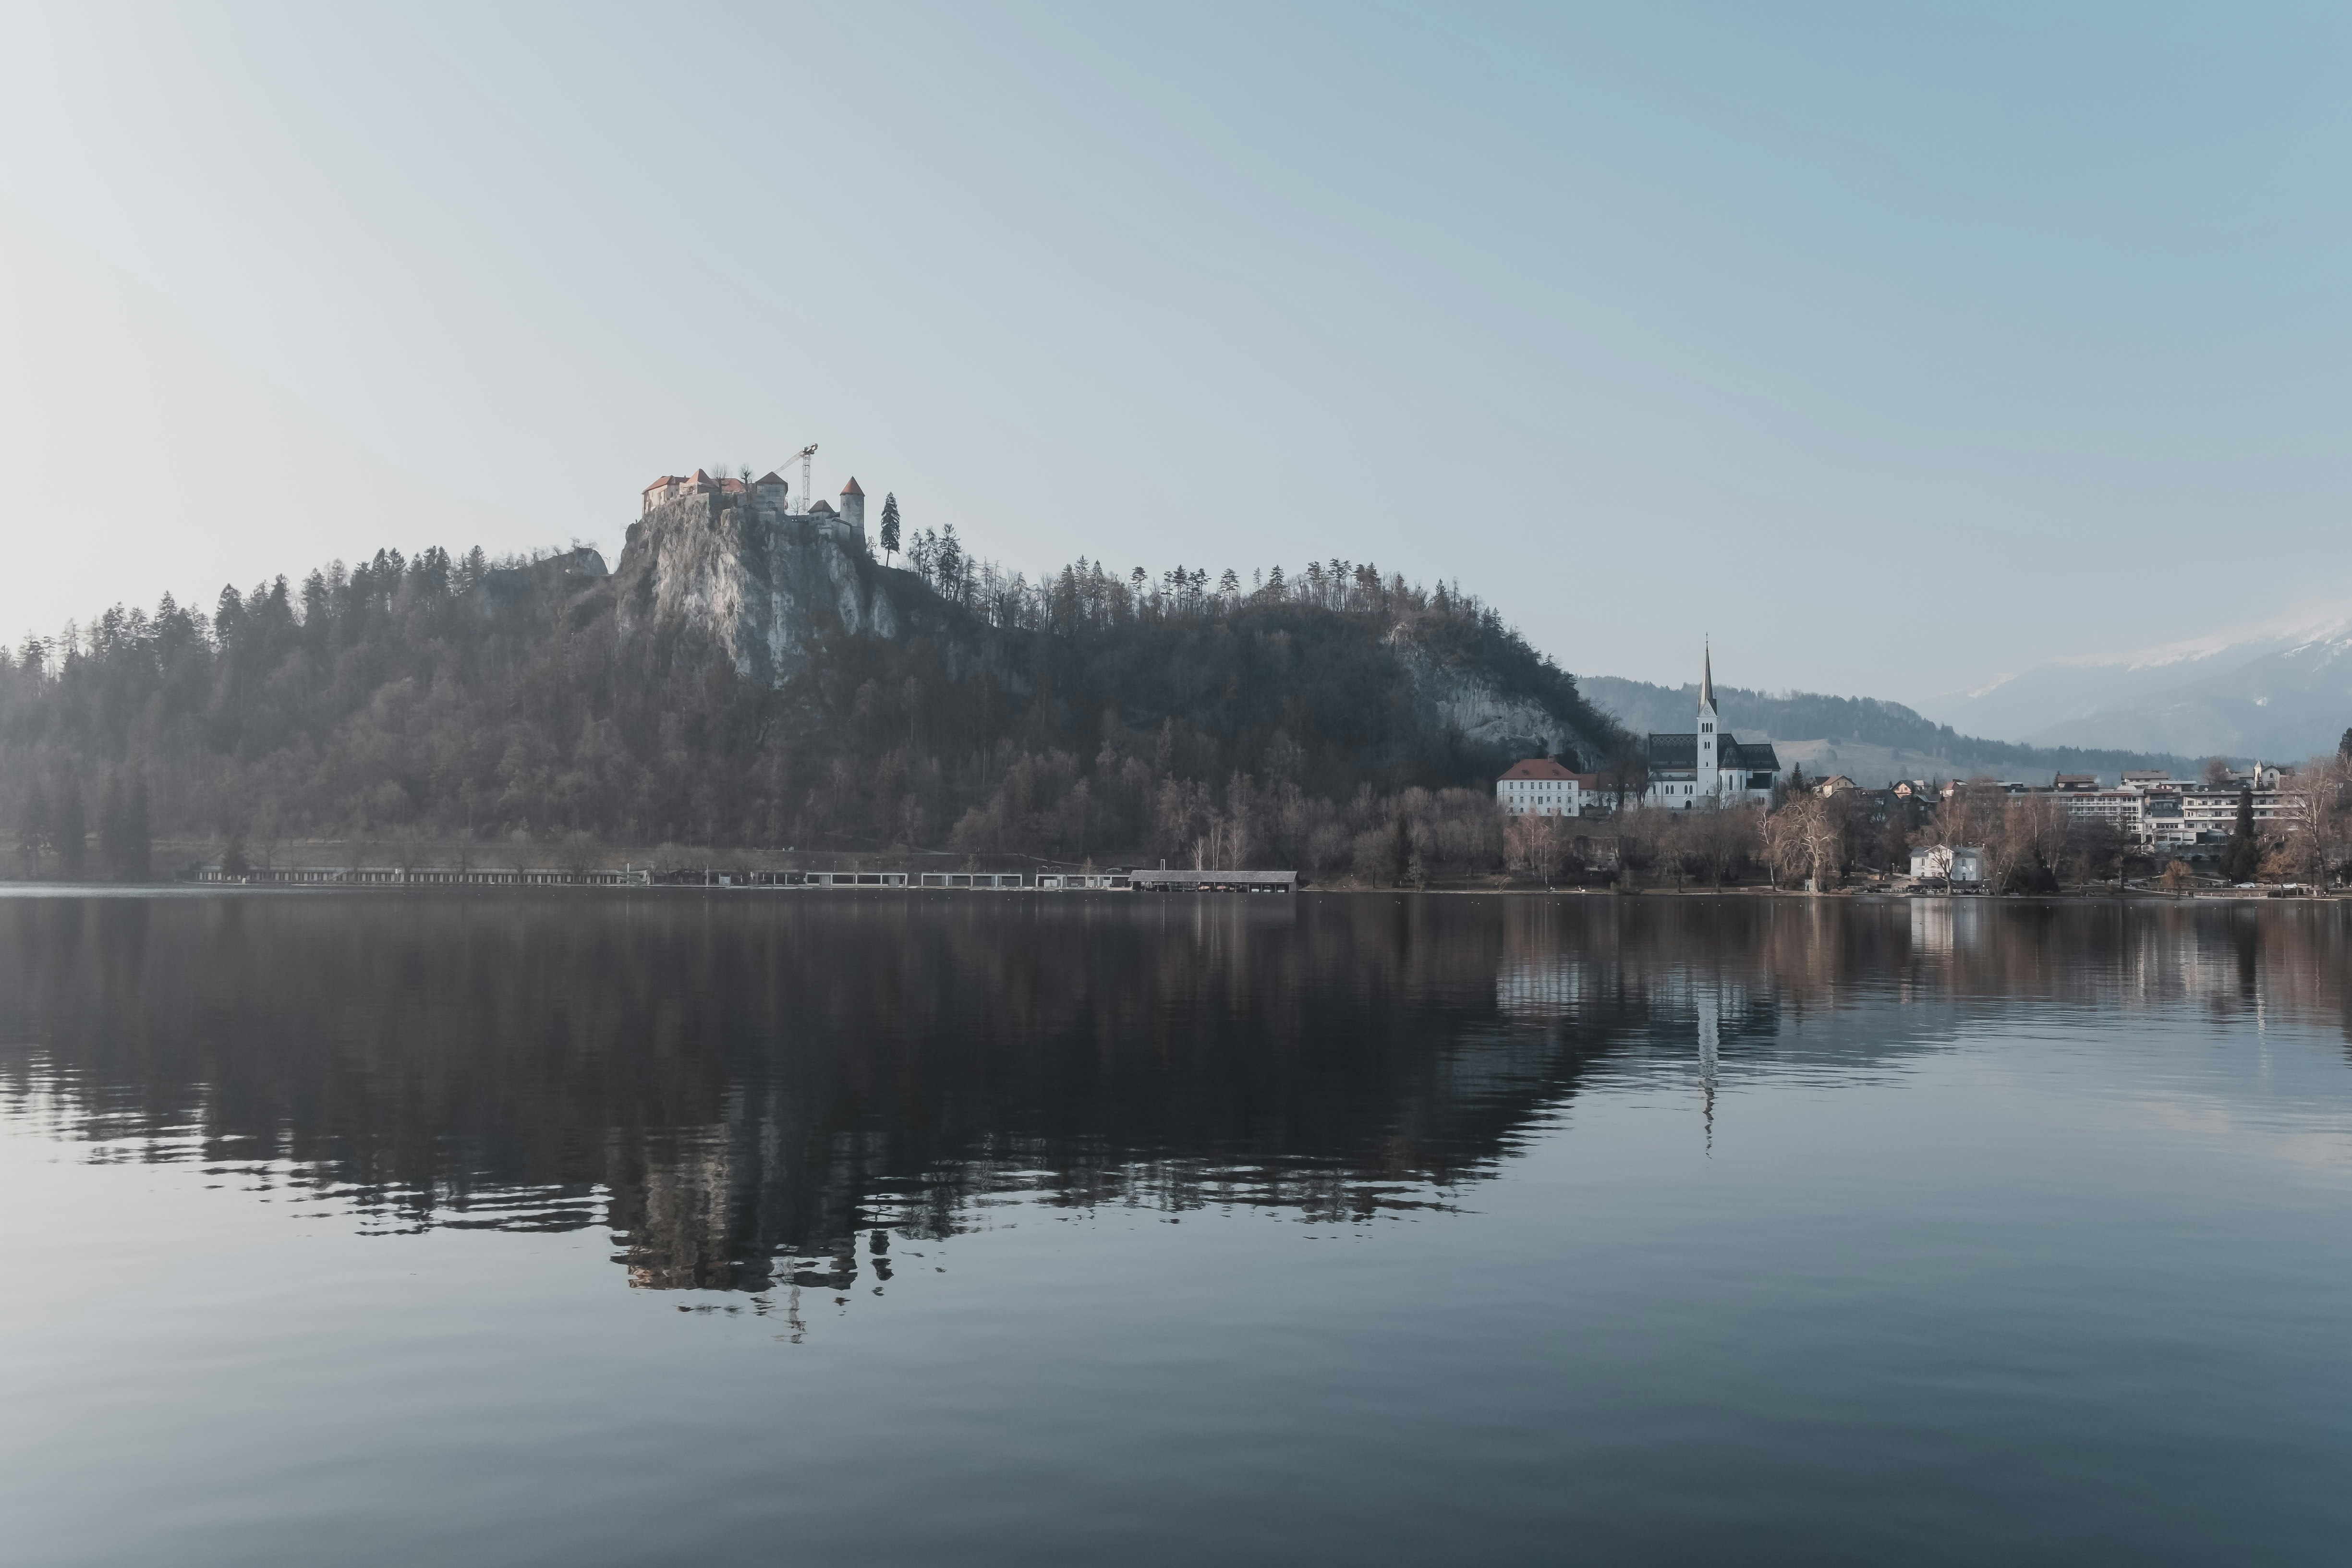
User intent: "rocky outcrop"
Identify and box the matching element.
[610,492,916,684]
[1390,631,1608,763]
[603,486,1612,769]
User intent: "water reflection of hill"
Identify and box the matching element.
[1,892,2345,1292]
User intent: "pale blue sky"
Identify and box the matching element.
[2,3,2345,715]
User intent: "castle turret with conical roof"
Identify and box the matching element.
[839,476,865,542]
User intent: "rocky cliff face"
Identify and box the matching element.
[1390,632,1604,763]
[604,489,1614,770]
[611,492,915,685]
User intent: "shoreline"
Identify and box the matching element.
[0,877,2334,905]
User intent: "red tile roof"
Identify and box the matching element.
[755,472,787,486]
[840,476,864,496]
[1499,758,1575,781]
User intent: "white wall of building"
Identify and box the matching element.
[1910,845,1986,882]
[1497,775,1583,817]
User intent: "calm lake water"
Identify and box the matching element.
[3,890,2349,1566]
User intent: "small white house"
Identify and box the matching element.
[1497,758,1582,817]
[1910,845,1986,883]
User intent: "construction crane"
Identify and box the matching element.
[787,444,817,515]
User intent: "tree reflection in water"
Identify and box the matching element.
[3,891,2346,1292]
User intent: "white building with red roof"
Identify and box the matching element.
[1497,757,1584,818]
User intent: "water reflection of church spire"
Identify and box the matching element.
[1697,980,1719,1155]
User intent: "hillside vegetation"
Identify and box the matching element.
[0,541,1620,880]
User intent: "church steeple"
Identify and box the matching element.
[1697,641,1720,792]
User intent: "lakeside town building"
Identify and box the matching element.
[1495,646,1781,817]
[1905,766,2305,853]
[1640,646,1781,809]
[1908,845,1987,883]
[1496,757,1586,818]
[1490,642,2304,854]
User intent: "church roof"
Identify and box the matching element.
[1701,642,1714,708]
[1647,733,1698,768]
[1499,758,1576,781]
[1646,731,1780,774]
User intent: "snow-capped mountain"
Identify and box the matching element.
[1926,599,2352,761]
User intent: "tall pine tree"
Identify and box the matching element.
[2219,785,2259,881]
[879,493,900,565]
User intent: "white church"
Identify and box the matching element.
[1642,646,1781,809]
[1496,647,1781,817]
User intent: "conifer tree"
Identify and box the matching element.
[879,493,900,564]
[936,525,964,600]
[2220,785,2259,881]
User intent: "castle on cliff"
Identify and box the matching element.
[639,469,867,549]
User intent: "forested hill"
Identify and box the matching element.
[0,535,1621,876]
[1581,675,2188,781]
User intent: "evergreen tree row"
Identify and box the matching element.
[0,537,1619,876]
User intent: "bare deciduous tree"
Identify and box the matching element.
[1764,796,1841,889]
[1504,811,1565,882]
[2279,754,2352,885]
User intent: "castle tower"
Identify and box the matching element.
[839,477,866,544]
[1697,642,1719,794]
[752,471,789,524]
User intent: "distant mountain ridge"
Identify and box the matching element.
[1581,675,2188,786]
[1925,596,2352,761]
